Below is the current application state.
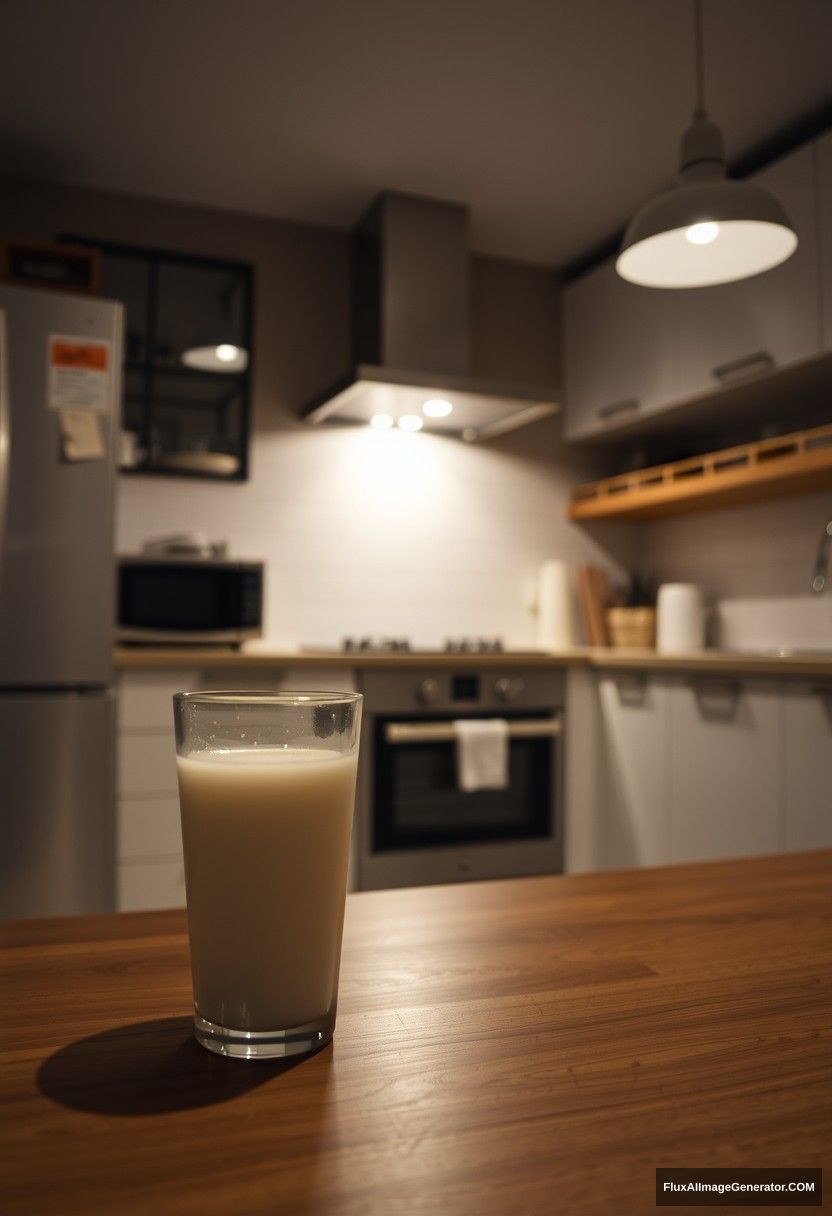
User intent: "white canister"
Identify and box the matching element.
[656,583,705,653]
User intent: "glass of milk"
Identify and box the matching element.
[173,690,362,1060]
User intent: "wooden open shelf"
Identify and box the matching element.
[569,423,832,521]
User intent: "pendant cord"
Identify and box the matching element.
[694,0,706,118]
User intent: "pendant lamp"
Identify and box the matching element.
[616,0,797,289]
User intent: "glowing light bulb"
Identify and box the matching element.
[685,221,720,246]
[398,414,423,432]
[422,397,453,417]
[370,413,394,430]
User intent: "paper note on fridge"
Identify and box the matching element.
[48,335,112,413]
[58,407,105,461]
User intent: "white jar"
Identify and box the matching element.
[656,583,705,653]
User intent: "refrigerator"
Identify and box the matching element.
[0,284,123,919]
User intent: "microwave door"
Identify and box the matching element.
[117,560,263,642]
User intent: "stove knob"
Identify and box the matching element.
[494,677,525,703]
[416,678,440,705]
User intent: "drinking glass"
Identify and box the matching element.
[173,690,362,1060]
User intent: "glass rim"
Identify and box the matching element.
[173,690,363,708]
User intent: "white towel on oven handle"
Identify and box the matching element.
[453,718,509,792]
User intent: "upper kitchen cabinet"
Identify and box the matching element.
[562,137,828,445]
[675,144,821,400]
[62,236,254,480]
[818,129,832,352]
[562,257,678,442]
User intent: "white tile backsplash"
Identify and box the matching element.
[642,489,832,637]
[117,421,637,647]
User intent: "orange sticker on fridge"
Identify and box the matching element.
[51,340,109,371]
[48,334,112,412]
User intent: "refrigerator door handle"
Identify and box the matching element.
[0,311,9,595]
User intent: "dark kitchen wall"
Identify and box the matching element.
[0,175,563,411]
[0,173,632,644]
[0,173,350,431]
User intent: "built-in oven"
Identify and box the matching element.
[355,667,564,889]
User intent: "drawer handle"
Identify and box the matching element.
[597,398,639,421]
[712,351,774,385]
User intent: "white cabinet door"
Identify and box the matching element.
[783,682,832,851]
[563,258,678,441]
[668,678,781,863]
[117,731,179,796]
[118,859,186,912]
[597,673,670,868]
[117,795,183,861]
[676,144,821,399]
[817,131,832,352]
[117,669,201,729]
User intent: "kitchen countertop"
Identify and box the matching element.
[114,644,832,678]
[2,850,830,1215]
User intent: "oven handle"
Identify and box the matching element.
[384,717,562,744]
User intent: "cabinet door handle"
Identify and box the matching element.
[711,351,774,385]
[597,398,639,420]
[689,677,742,720]
[613,674,648,705]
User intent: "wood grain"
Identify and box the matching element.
[569,422,832,521]
[2,852,831,1215]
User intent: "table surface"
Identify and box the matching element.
[2,851,831,1215]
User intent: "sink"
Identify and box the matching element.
[716,597,832,656]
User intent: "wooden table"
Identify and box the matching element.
[2,852,831,1215]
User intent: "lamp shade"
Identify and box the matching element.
[616,177,798,289]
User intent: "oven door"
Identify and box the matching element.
[359,712,563,889]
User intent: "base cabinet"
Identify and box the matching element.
[667,678,781,862]
[597,673,669,867]
[589,671,828,873]
[782,682,832,851]
[115,665,356,910]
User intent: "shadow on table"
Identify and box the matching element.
[37,1016,326,1116]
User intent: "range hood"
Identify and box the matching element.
[303,192,559,441]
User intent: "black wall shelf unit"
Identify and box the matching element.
[61,235,254,481]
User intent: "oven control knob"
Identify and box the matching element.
[494,677,525,703]
[416,678,440,705]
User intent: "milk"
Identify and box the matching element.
[176,747,358,1032]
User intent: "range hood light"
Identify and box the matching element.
[398,414,423,432]
[370,413,394,430]
[422,397,453,418]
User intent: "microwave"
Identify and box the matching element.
[117,557,264,644]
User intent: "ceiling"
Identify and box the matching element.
[1,0,830,268]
